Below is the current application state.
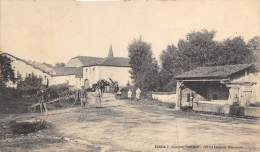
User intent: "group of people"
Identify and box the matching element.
[74,87,88,108]
[37,85,141,113]
[127,88,141,102]
[74,87,103,108]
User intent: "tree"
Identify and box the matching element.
[215,37,255,65]
[128,38,159,91]
[247,36,260,50]
[158,30,256,91]
[158,45,180,91]
[177,29,217,70]
[55,62,66,67]
[0,54,15,88]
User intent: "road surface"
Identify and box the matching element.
[1,93,260,152]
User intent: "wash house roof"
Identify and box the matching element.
[175,64,253,80]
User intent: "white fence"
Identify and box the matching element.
[151,92,177,104]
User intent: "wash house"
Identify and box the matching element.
[175,64,260,113]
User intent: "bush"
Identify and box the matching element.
[10,119,50,135]
[16,73,43,96]
[0,87,38,114]
[48,83,73,99]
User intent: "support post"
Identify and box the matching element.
[176,81,183,110]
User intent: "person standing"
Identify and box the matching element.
[39,87,49,115]
[136,88,141,101]
[128,89,133,103]
[81,88,87,108]
[95,88,102,107]
[74,89,81,105]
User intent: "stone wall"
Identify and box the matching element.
[151,92,177,104]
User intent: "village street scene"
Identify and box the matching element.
[1,0,260,151]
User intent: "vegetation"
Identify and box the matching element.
[17,73,43,93]
[158,30,257,91]
[54,62,66,67]
[0,54,15,88]
[10,119,50,135]
[128,38,159,92]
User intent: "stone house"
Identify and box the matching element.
[50,67,83,89]
[66,48,131,88]
[0,52,52,88]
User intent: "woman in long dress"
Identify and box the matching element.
[81,88,87,108]
[95,88,102,107]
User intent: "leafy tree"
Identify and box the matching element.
[0,54,15,88]
[159,30,256,91]
[215,37,255,65]
[177,30,217,70]
[128,38,159,91]
[247,36,260,50]
[55,62,66,67]
[158,45,180,91]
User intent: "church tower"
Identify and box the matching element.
[107,44,114,58]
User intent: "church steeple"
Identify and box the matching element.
[107,44,114,58]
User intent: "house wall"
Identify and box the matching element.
[5,54,51,88]
[83,66,131,87]
[50,75,82,89]
[230,69,260,103]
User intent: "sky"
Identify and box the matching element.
[0,0,260,65]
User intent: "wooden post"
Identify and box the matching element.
[176,81,183,110]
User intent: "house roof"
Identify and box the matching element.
[175,64,253,80]
[53,67,83,77]
[27,60,54,74]
[70,56,130,67]
[71,56,104,67]
[98,57,130,67]
[0,52,53,76]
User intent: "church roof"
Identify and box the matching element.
[70,56,130,67]
[71,56,104,66]
[98,57,130,67]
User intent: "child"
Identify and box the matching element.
[136,88,141,101]
[128,89,132,103]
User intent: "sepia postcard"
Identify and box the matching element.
[0,0,260,151]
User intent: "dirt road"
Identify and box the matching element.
[1,93,260,152]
